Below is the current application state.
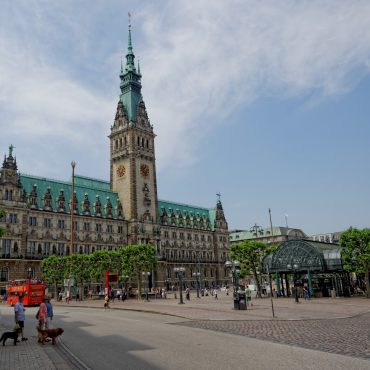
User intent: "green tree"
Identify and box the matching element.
[119,244,157,299]
[66,254,91,300]
[231,241,275,298]
[88,250,121,288]
[340,227,370,298]
[0,209,6,238]
[41,255,67,295]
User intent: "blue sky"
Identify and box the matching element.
[1,1,370,235]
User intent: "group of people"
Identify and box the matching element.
[13,294,54,343]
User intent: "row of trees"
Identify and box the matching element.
[230,227,370,298]
[41,244,157,299]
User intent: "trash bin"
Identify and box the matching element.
[238,292,247,310]
[233,298,239,310]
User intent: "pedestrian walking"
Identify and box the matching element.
[214,290,218,299]
[104,294,110,309]
[37,296,48,342]
[46,296,53,329]
[14,295,27,341]
[185,287,190,300]
[246,287,252,306]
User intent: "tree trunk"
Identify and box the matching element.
[365,266,369,298]
[253,269,262,298]
[136,273,142,300]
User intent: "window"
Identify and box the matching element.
[118,225,123,234]
[0,267,9,282]
[44,242,50,256]
[164,231,169,238]
[96,223,102,232]
[44,218,51,228]
[201,234,205,241]
[180,232,184,239]
[9,213,17,224]
[107,224,113,233]
[2,239,11,256]
[29,216,37,226]
[208,235,211,242]
[84,222,90,231]
[27,241,36,257]
[187,233,191,240]
[0,213,5,222]
[57,219,65,229]
[194,234,198,241]
[58,243,65,255]
[172,232,177,239]
[74,221,79,231]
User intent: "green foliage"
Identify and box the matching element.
[340,227,370,298]
[66,254,91,286]
[88,250,121,282]
[231,241,275,297]
[41,255,67,286]
[119,244,157,278]
[0,209,5,238]
[340,227,370,273]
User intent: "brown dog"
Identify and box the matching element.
[36,327,64,344]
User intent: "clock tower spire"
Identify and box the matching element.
[109,19,159,244]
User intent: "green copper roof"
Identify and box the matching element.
[229,227,307,241]
[20,174,122,219]
[119,24,142,122]
[157,199,214,231]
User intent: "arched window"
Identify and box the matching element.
[115,140,118,149]
[0,267,9,282]
[141,138,144,147]
[137,136,140,146]
[13,242,18,254]
[146,139,149,148]
[124,136,127,146]
[38,244,42,254]
[79,246,83,254]
[52,245,57,254]
[4,189,8,200]
[9,190,13,200]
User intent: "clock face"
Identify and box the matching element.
[117,165,126,178]
[140,164,150,177]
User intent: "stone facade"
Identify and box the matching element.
[0,26,230,293]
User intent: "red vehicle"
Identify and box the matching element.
[6,279,45,306]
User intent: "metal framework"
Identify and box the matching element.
[266,239,341,273]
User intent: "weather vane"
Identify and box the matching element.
[128,12,131,28]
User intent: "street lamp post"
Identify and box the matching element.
[142,272,150,301]
[287,263,299,303]
[192,272,201,298]
[225,260,240,308]
[70,161,76,256]
[174,267,185,304]
[266,264,275,318]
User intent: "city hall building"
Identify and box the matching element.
[0,26,230,293]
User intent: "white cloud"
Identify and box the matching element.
[139,1,370,169]
[1,0,370,178]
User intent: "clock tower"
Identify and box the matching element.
[109,23,159,243]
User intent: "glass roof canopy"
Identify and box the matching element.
[264,239,343,273]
